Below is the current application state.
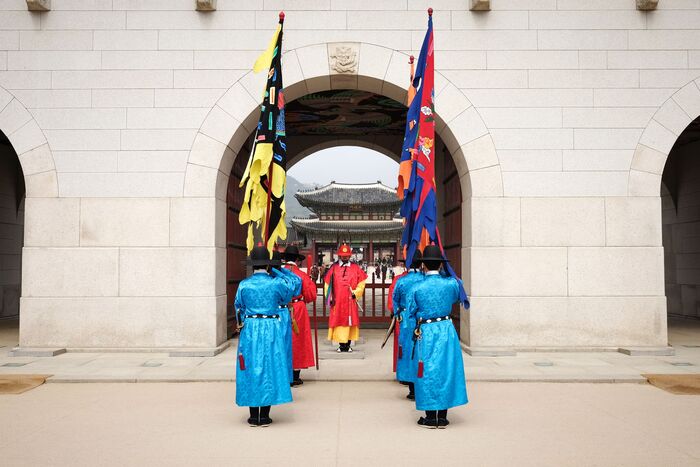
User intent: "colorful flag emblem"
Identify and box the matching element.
[239,13,288,256]
[398,10,469,307]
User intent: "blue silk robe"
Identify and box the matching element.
[407,271,468,411]
[391,269,424,383]
[234,268,301,407]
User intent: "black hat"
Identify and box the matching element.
[282,245,305,261]
[270,250,283,267]
[421,245,447,263]
[249,245,272,266]
[409,249,423,269]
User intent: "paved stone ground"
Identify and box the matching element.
[1,318,700,383]
[0,380,699,466]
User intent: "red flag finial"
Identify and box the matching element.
[279,11,285,22]
[409,55,414,64]
[428,7,433,16]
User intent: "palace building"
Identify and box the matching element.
[1,1,699,355]
[291,182,402,266]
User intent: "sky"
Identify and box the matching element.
[288,146,399,187]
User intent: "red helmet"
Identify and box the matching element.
[338,243,352,258]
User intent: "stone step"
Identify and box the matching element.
[323,336,366,346]
[318,349,365,360]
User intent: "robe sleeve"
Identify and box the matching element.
[387,275,401,313]
[405,285,419,321]
[271,267,301,304]
[352,265,367,298]
[301,271,316,303]
[234,283,245,322]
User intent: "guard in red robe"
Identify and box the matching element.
[282,245,316,385]
[324,243,367,352]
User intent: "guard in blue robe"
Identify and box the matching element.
[407,245,468,429]
[391,250,424,400]
[234,245,301,427]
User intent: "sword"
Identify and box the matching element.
[347,286,364,313]
[380,315,396,349]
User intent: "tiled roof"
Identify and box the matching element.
[295,182,400,209]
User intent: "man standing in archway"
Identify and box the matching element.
[324,243,367,352]
[282,245,316,385]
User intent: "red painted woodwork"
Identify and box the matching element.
[442,152,462,338]
[226,155,250,338]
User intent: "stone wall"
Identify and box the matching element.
[0,0,698,349]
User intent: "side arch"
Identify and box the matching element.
[0,86,58,198]
[182,42,504,202]
[629,77,700,196]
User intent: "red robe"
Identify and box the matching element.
[387,271,408,373]
[324,262,367,329]
[284,262,316,369]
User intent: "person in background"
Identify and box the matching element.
[389,250,424,400]
[324,243,367,352]
[282,245,316,385]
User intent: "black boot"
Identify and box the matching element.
[417,410,438,429]
[247,407,259,427]
[338,342,350,352]
[259,405,272,427]
[437,409,449,429]
[292,369,303,386]
[406,382,415,400]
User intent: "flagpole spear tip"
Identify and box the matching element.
[279,11,285,22]
[428,7,433,16]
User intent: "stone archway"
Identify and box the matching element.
[628,78,700,196]
[0,87,58,198]
[183,42,504,346]
[183,42,503,200]
[0,86,59,341]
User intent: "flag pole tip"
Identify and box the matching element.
[427,7,433,16]
[409,55,415,64]
[279,11,285,21]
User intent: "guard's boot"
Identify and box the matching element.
[292,369,303,386]
[247,407,260,427]
[437,409,449,429]
[417,410,438,429]
[259,405,272,427]
[406,382,415,400]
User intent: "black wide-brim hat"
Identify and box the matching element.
[421,245,447,263]
[271,250,283,267]
[249,245,273,266]
[282,244,305,261]
[399,249,423,265]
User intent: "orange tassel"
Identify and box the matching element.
[417,360,424,378]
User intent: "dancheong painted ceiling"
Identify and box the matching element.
[285,90,407,137]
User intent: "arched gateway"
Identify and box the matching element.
[181,42,504,350]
